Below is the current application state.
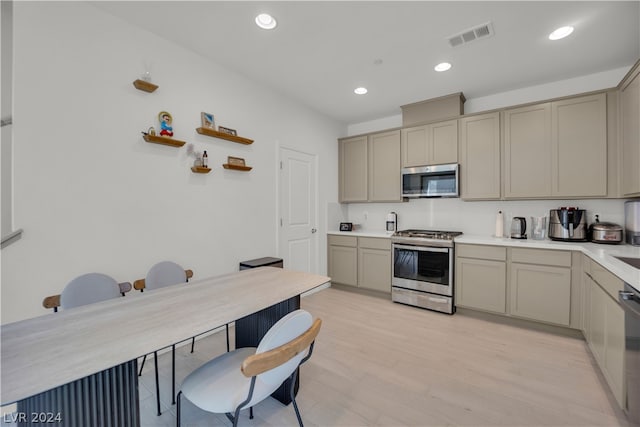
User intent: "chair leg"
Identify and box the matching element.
[290,370,303,427]
[172,344,176,405]
[176,391,182,427]
[226,324,230,352]
[154,351,161,416]
[138,354,147,376]
[232,407,241,427]
[249,406,254,419]
[190,336,195,353]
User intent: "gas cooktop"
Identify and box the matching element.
[391,229,463,247]
[393,229,463,240]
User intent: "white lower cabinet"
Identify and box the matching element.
[509,248,572,326]
[328,235,391,293]
[455,245,572,327]
[327,235,358,287]
[583,258,626,409]
[510,263,571,326]
[455,245,506,314]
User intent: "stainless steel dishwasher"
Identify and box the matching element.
[620,283,640,425]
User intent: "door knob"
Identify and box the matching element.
[311,228,317,233]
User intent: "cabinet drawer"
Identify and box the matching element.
[590,260,624,301]
[456,244,506,261]
[328,235,357,247]
[358,237,391,250]
[511,248,571,267]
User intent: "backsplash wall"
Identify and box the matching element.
[342,198,630,237]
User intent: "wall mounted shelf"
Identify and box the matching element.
[196,127,253,145]
[133,79,158,93]
[191,166,211,174]
[223,164,252,171]
[143,134,186,147]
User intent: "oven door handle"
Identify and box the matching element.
[392,244,449,253]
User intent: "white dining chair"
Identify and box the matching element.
[60,273,124,309]
[176,309,322,427]
[135,261,230,416]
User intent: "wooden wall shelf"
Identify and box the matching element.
[133,79,158,93]
[196,127,253,145]
[191,166,211,174]
[223,164,252,171]
[143,134,186,147]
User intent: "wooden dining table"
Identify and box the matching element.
[1,267,330,426]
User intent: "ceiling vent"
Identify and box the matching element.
[447,22,494,47]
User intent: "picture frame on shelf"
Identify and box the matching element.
[201,112,216,129]
[218,126,237,136]
[227,156,246,166]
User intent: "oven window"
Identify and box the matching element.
[393,248,450,286]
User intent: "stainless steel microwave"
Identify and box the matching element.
[401,163,459,198]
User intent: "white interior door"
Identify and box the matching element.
[278,147,317,273]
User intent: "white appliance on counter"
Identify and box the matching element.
[626,200,640,246]
[391,229,462,314]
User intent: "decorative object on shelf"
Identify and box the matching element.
[190,166,211,174]
[201,112,215,129]
[202,151,209,168]
[142,134,186,147]
[186,143,205,166]
[223,156,252,171]
[158,111,173,137]
[133,79,158,93]
[227,156,245,167]
[196,127,253,145]
[148,127,156,136]
[218,126,237,136]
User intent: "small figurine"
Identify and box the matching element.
[158,111,173,137]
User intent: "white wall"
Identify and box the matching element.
[1,2,344,323]
[345,198,627,237]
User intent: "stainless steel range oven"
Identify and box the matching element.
[391,229,462,314]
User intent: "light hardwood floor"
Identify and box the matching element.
[139,287,631,427]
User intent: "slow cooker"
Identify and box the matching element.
[589,216,623,244]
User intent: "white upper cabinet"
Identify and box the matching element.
[503,93,607,199]
[620,64,640,196]
[459,112,501,200]
[401,119,458,167]
[551,93,607,197]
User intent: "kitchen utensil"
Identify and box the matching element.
[549,207,587,241]
[510,217,527,239]
[590,216,623,244]
[531,216,547,240]
[626,200,640,246]
[386,212,397,232]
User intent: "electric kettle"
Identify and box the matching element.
[510,217,527,239]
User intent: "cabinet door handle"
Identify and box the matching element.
[311,228,317,233]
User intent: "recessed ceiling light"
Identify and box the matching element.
[255,13,277,30]
[549,26,574,40]
[434,62,452,72]
[354,87,368,95]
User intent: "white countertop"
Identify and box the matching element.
[326,231,639,291]
[456,235,640,292]
[328,230,394,238]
